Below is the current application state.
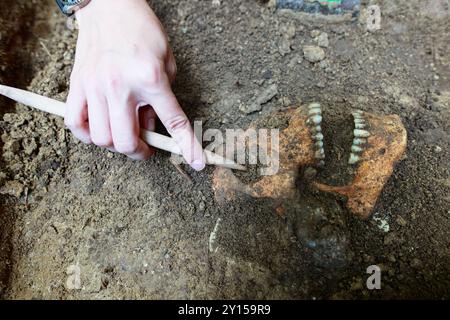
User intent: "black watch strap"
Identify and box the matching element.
[55,0,91,16]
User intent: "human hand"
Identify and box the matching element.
[65,0,205,170]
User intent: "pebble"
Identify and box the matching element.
[310,30,321,38]
[278,39,292,56]
[396,216,407,227]
[3,140,20,154]
[22,138,38,155]
[303,167,318,180]
[0,180,24,198]
[350,278,363,291]
[198,201,206,214]
[317,33,329,48]
[239,103,262,114]
[0,171,6,185]
[256,84,278,105]
[387,254,396,263]
[434,146,442,153]
[240,84,278,114]
[319,60,330,70]
[285,25,296,39]
[384,233,396,245]
[303,45,326,63]
[410,258,422,269]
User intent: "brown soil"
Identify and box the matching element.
[0,0,449,299]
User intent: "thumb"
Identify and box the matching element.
[146,89,205,171]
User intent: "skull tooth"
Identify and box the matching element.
[355,123,366,129]
[354,129,370,138]
[308,103,321,110]
[308,108,322,116]
[351,145,364,153]
[353,138,367,145]
[354,118,365,124]
[315,141,324,149]
[315,149,325,159]
[308,115,322,125]
[348,153,360,165]
[352,110,364,117]
[313,133,324,141]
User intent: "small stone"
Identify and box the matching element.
[395,216,407,227]
[310,30,321,38]
[285,25,296,39]
[22,137,38,155]
[2,151,15,162]
[303,45,326,63]
[387,254,396,263]
[3,140,20,154]
[303,167,318,180]
[350,278,363,291]
[411,258,422,269]
[239,103,261,114]
[319,60,329,69]
[198,201,206,213]
[0,180,24,198]
[241,84,279,114]
[317,33,329,48]
[0,171,6,185]
[384,233,396,245]
[278,39,291,56]
[256,84,278,105]
[2,113,30,126]
[281,96,292,107]
[58,128,66,143]
[434,146,442,153]
[316,82,326,88]
[262,70,273,80]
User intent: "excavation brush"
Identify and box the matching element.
[0,84,245,171]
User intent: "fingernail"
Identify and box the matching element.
[191,159,206,171]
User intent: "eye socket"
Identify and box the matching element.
[378,148,386,156]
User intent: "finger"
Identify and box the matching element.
[108,94,153,160]
[146,88,205,171]
[65,83,91,144]
[86,92,113,149]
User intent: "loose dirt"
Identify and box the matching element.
[0,0,448,299]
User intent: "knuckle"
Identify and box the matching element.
[164,115,189,133]
[114,140,139,155]
[104,71,124,91]
[83,77,99,91]
[143,62,165,87]
[81,70,100,88]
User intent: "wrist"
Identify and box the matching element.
[74,0,102,24]
[75,0,151,23]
